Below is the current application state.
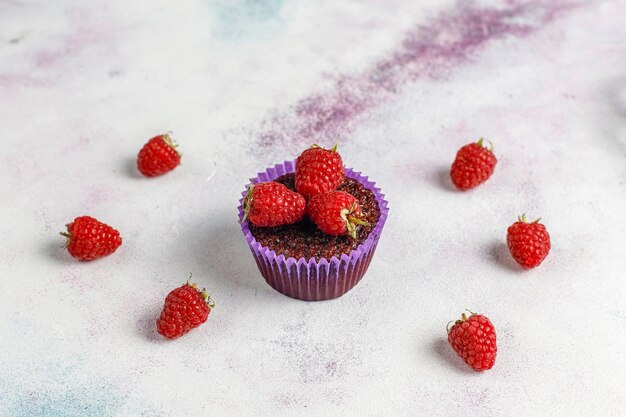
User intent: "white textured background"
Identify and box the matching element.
[1,0,625,416]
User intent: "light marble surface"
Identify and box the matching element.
[1,0,625,416]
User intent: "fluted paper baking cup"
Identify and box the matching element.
[238,159,388,301]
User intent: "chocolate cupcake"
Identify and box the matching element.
[239,160,388,301]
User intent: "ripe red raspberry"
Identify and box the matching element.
[242,182,306,227]
[450,138,497,190]
[137,133,181,177]
[60,216,122,261]
[507,214,551,269]
[295,144,345,198]
[447,311,497,371]
[157,281,214,339]
[307,191,368,239]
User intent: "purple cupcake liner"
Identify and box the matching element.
[238,160,389,301]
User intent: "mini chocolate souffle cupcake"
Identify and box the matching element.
[238,147,388,301]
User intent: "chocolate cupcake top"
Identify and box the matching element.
[248,173,380,260]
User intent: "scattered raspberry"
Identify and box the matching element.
[507,214,551,269]
[137,133,181,177]
[447,311,497,371]
[450,138,497,190]
[60,216,122,261]
[295,144,345,198]
[242,182,306,227]
[157,281,214,339]
[307,191,368,239]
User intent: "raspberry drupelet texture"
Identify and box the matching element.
[156,282,214,339]
[295,144,345,198]
[450,138,497,190]
[243,181,306,227]
[507,214,551,269]
[61,216,122,261]
[447,312,497,371]
[307,190,368,239]
[137,133,181,177]
[248,174,380,260]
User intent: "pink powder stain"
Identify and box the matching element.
[85,186,115,210]
[35,10,117,69]
[60,135,91,153]
[0,7,119,94]
[58,270,89,294]
[272,393,297,408]
[259,0,578,150]
[0,74,45,87]
[0,73,50,96]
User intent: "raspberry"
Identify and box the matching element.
[447,311,497,371]
[156,281,214,339]
[295,144,345,198]
[507,214,551,269]
[137,133,181,177]
[450,138,497,190]
[242,182,306,227]
[60,216,122,261]
[307,191,368,239]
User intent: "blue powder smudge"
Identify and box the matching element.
[209,0,286,40]
[5,387,122,417]
[0,353,164,417]
[0,359,125,417]
[0,377,164,417]
[0,385,121,417]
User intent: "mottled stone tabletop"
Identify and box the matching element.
[1,0,625,416]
